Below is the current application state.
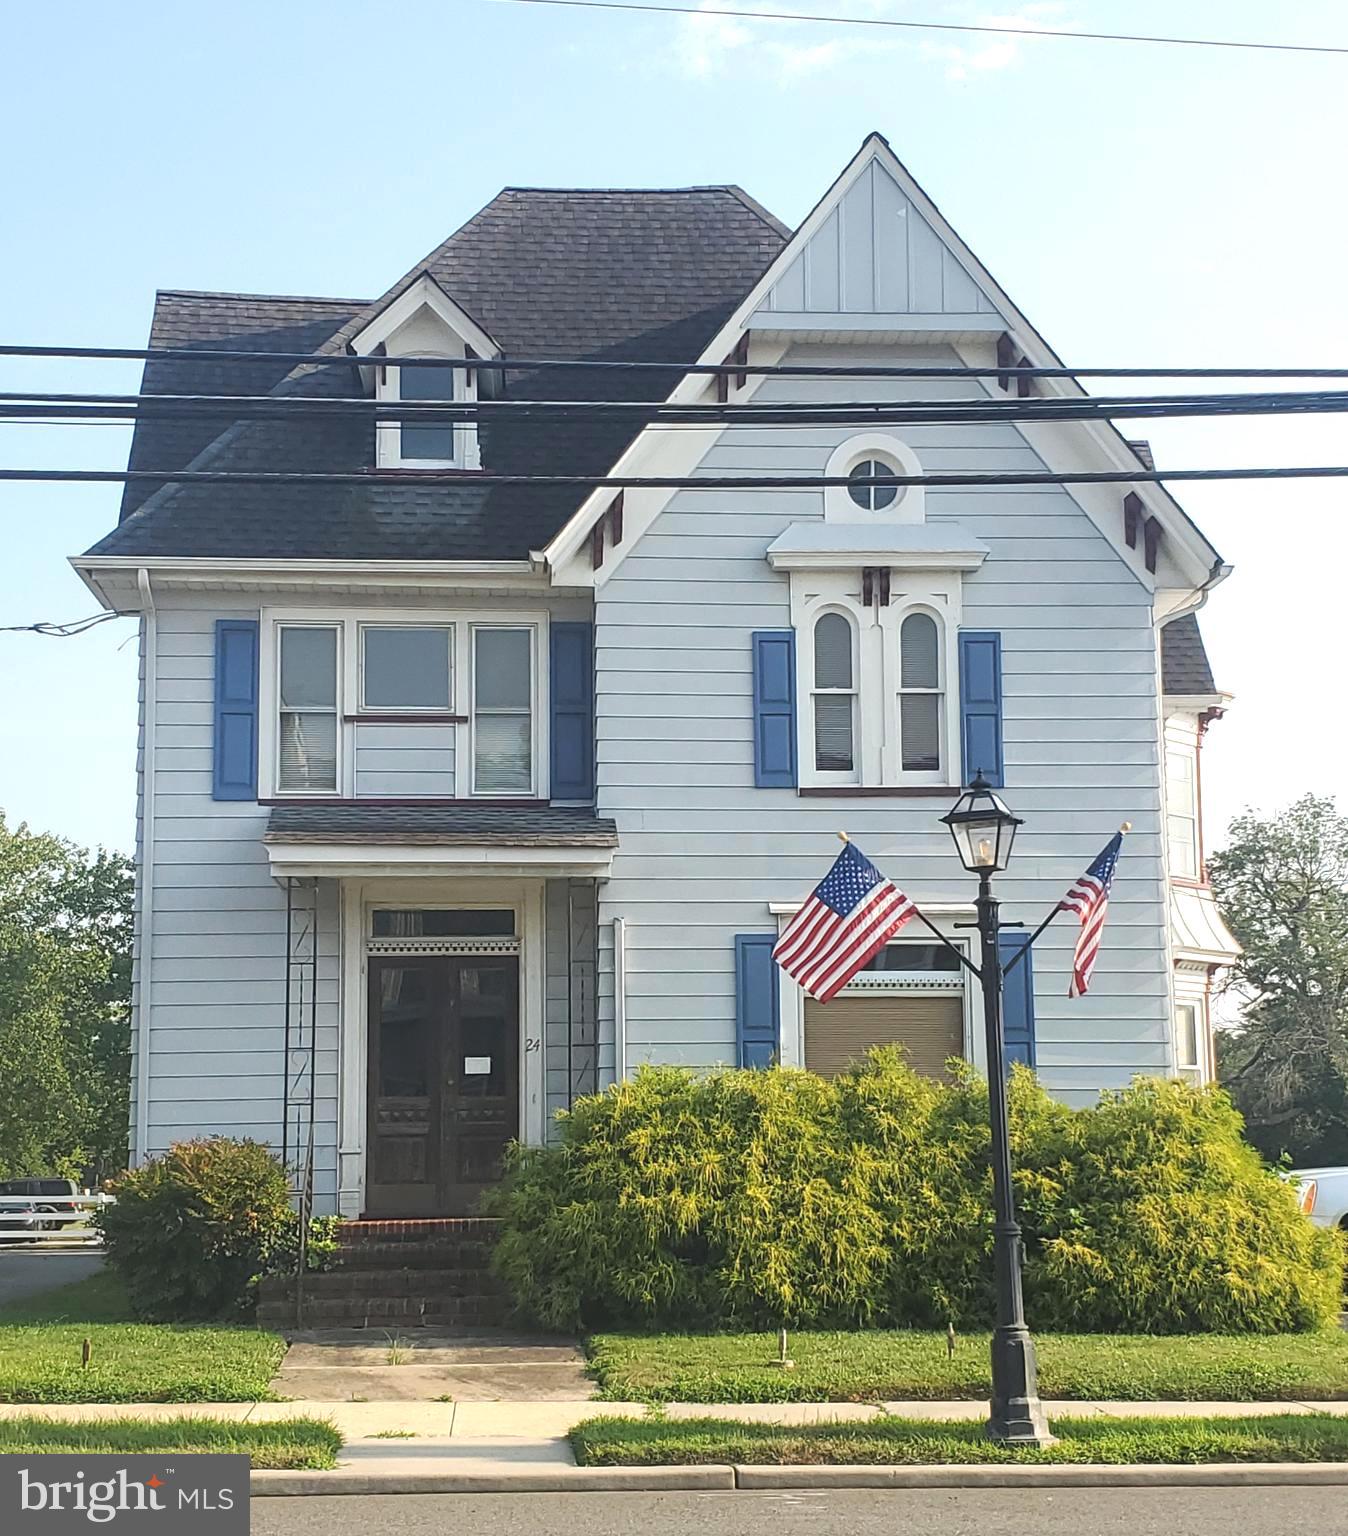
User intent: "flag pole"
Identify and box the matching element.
[1002,822,1131,978]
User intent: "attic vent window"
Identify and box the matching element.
[847,459,900,512]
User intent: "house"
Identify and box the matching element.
[74,134,1239,1219]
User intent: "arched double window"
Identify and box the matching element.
[898,612,942,773]
[812,612,856,773]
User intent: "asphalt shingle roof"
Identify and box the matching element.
[1161,612,1218,696]
[264,805,618,846]
[89,187,789,562]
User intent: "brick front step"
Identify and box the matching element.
[338,1218,502,1245]
[329,1241,497,1270]
[259,1269,497,1301]
[257,1294,508,1327]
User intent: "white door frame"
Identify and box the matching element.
[337,876,547,1218]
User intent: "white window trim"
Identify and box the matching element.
[376,348,481,471]
[824,433,926,525]
[773,905,982,1072]
[357,621,455,715]
[269,620,344,799]
[470,623,540,798]
[259,607,549,800]
[809,607,860,786]
[790,575,962,789]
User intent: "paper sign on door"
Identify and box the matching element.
[464,1057,492,1076]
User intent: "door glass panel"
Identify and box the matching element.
[372,909,515,938]
[377,966,433,1097]
[457,964,508,1097]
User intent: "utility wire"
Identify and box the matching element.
[0,612,118,638]
[4,343,1348,381]
[488,0,1348,57]
[7,465,1348,489]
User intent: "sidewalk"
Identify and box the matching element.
[4,1397,1348,1493]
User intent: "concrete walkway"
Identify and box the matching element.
[271,1329,593,1402]
[3,1398,1347,1494]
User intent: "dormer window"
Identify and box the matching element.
[395,358,460,464]
[349,271,500,475]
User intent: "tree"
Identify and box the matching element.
[0,816,134,1183]
[1209,794,1348,1167]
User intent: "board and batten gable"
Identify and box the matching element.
[592,341,1173,1107]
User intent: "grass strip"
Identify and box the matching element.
[587,1328,1348,1403]
[0,1274,286,1404]
[0,1416,341,1470]
[571,1412,1348,1467]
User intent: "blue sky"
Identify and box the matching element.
[2,0,1346,852]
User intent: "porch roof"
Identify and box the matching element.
[263,803,618,879]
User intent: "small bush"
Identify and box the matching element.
[99,1139,292,1321]
[490,1053,1344,1335]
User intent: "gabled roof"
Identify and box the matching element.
[88,187,788,562]
[545,133,1227,598]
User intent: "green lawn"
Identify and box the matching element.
[587,1328,1348,1403]
[0,1274,286,1404]
[571,1411,1348,1467]
[0,1415,340,1469]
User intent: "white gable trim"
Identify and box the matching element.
[540,133,1225,598]
[348,271,500,364]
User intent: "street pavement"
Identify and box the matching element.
[0,1249,102,1306]
[250,1485,1348,1535]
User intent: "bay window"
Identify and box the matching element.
[1167,744,1200,878]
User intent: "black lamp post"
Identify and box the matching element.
[941,773,1053,1446]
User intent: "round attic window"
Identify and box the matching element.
[847,458,902,512]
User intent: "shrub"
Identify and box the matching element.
[98,1139,293,1320]
[490,1054,1344,1335]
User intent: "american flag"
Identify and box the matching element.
[773,841,917,1002]
[1060,832,1123,998]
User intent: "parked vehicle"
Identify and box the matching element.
[1290,1168,1348,1230]
[0,1178,82,1241]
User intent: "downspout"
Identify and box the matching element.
[134,568,156,1165]
[613,916,627,1083]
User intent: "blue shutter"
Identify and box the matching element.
[999,932,1036,1070]
[752,630,797,788]
[550,621,595,801]
[735,933,780,1069]
[213,619,259,802]
[959,631,1004,788]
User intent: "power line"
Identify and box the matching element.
[4,342,1348,381]
[0,612,118,638]
[489,0,1348,57]
[7,465,1348,489]
[6,388,1348,432]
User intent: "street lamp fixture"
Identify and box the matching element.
[941,774,1053,1447]
[941,772,1023,876]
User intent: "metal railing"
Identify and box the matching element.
[0,1193,115,1248]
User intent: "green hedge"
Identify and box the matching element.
[490,1052,1344,1334]
[99,1139,293,1321]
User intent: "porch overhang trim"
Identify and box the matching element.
[265,843,615,880]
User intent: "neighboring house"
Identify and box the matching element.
[74,134,1239,1218]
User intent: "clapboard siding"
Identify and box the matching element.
[136,603,342,1205]
[353,721,455,796]
[594,342,1170,1103]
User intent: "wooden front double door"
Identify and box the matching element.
[365,954,519,1216]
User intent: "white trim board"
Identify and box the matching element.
[541,133,1226,601]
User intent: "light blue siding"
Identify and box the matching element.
[594,342,1170,1098]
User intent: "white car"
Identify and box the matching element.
[1291,1167,1348,1231]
